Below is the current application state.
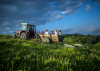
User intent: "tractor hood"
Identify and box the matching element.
[14,31,19,34]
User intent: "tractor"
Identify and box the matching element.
[13,23,64,44]
[13,23,36,40]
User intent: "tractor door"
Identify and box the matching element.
[33,26,36,35]
[26,25,30,36]
[31,26,36,36]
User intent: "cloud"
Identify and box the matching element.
[16,25,19,26]
[0,0,90,34]
[54,1,83,15]
[61,28,76,33]
[61,27,100,35]
[73,0,88,2]
[84,4,92,11]
[6,27,9,30]
[93,0,100,4]
[2,21,10,26]
[0,0,87,22]
[92,28,100,33]
[9,31,14,32]
[2,32,6,33]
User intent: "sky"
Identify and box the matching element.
[0,0,100,35]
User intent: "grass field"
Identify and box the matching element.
[0,34,100,71]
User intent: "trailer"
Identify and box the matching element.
[38,34,64,44]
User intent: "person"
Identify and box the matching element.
[54,29,58,35]
[29,26,31,30]
[40,30,44,35]
[44,30,48,35]
[37,33,40,35]
[47,30,49,34]
[31,27,32,30]
[29,26,32,37]
[50,30,54,35]
[44,30,47,35]
[58,30,62,35]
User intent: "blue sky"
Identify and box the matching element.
[0,0,100,35]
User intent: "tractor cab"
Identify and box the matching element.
[13,23,36,40]
[27,24,36,37]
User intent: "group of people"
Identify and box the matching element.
[40,29,62,35]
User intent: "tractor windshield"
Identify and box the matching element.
[20,25,27,30]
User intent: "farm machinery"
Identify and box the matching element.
[13,23,36,40]
[13,23,64,44]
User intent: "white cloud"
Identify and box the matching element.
[62,28,67,30]
[72,29,78,32]
[61,27,98,34]
[74,11,78,13]
[9,6,17,12]
[54,15,63,20]
[3,32,6,33]
[84,4,92,11]
[0,0,88,28]
[6,27,9,30]
[62,11,69,14]
[2,21,10,26]
[16,25,19,26]
[9,31,14,32]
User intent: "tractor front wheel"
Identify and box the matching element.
[20,32,27,40]
[42,37,50,44]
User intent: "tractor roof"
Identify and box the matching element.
[21,23,35,26]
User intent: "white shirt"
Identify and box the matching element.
[47,31,49,34]
[44,32,49,35]
[55,31,58,35]
[58,32,62,35]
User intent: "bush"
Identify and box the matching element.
[87,35,100,45]
[71,34,100,45]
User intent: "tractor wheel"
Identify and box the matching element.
[42,37,50,44]
[35,34,38,39]
[20,32,27,40]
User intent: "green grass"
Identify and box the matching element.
[0,35,100,71]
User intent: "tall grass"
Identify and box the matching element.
[0,34,100,71]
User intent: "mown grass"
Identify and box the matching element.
[0,35,100,71]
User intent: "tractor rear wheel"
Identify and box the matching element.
[42,37,50,44]
[20,32,27,40]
